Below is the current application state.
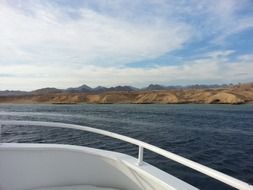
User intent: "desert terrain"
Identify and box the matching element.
[0,83,252,104]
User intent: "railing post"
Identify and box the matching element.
[137,146,144,166]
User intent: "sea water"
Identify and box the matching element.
[0,104,252,190]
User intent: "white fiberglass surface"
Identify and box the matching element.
[0,143,198,190]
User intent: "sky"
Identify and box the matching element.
[0,0,253,90]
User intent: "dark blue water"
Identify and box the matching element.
[0,104,252,190]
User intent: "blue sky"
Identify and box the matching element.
[0,0,253,90]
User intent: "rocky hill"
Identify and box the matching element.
[0,83,230,96]
[0,83,252,104]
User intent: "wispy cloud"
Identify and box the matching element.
[0,0,253,90]
[1,50,253,90]
[0,0,192,67]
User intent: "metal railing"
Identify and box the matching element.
[0,120,252,190]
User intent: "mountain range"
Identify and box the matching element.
[0,83,233,96]
[0,83,252,104]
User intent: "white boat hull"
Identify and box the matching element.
[0,143,198,190]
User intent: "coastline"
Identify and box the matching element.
[0,88,252,105]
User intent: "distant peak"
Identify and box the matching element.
[145,84,166,91]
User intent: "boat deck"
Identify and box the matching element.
[0,120,252,190]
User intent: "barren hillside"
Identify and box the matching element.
[0,84,252,104]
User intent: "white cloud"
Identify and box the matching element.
[150,0,253,43]
[1,51,253,90]
[205,0,253,43]
[0,1,192,67]
[202,50,235,59]
[0,0,253,90]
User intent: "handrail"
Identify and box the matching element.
[0,120,252,190]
